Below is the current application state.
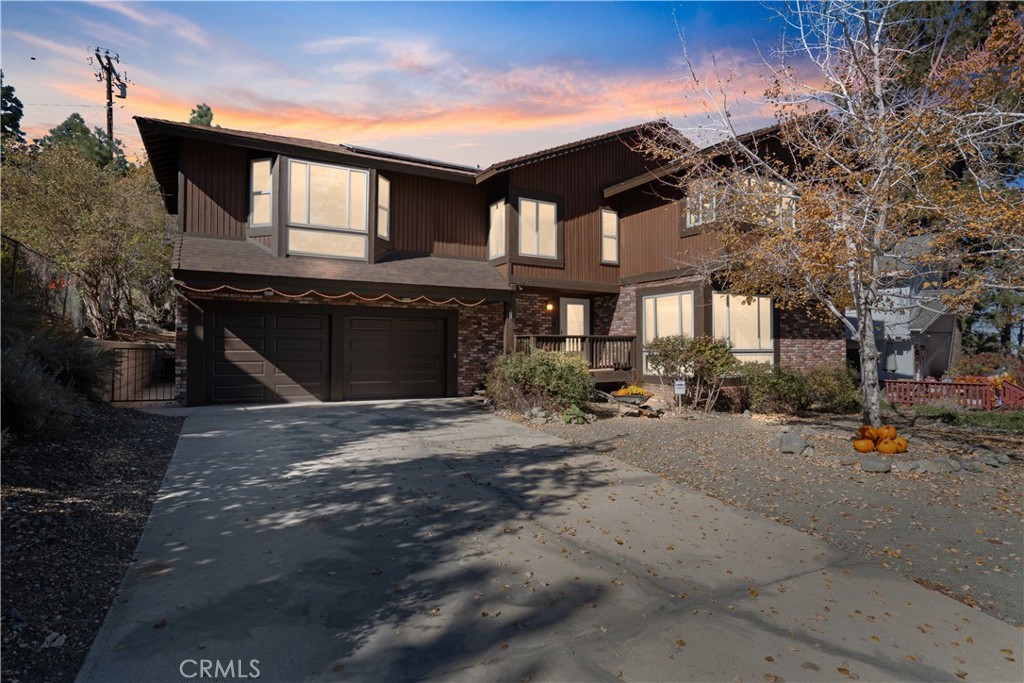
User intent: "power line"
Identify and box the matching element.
[25,103,106,108]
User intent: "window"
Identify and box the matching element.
[377,176,390,240]
[287,159,369,260]
[685,179,717,227]
[518,198,557,259]
[249,159,272,228]
[288,160,368,231]
[713,292,774,363]
[600,209,619,264]
[488,200,505,259]
[642,291,695,372]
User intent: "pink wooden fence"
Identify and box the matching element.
[884,380,993,411]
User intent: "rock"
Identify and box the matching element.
[978,455,1001,467]
[860,457,892,473]
[40,632,66,649]
[945,458,962,473]
[776,430,810,454]
[971,446,993,456]
[529,417,549,426]
[994,453,1010,464]
[930,459,955,473]
[584,414,597,424]
[801,446,815,458]
[963,461,985,473]
[917,460,942,474]
[531,406,544,416]
[892,461,918,473]
[742,410,752,418]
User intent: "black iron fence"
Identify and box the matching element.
[109,346,176,403]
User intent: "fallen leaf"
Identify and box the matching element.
[499,642,509,650]
[676,639,687,647]
[955,671,967,680]
[749,587,760,598]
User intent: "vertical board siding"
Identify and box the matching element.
[388,172,486,259]
[183,139,248,237]
[508,136,653,286]
[618,190,719,277]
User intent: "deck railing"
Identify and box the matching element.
[1002,381,1024,410]
[514,335,635,371]
[884,379,994,411]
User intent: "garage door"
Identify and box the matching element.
[209,312,330,403]
[342,316,447,399]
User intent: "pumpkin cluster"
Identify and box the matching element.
[852,425,908,454]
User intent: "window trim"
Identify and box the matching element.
[517,196,559,260]
[600,208,619,265]
[685,179,717,228]
[377,175,390,241]
[641,290,696,374]
[287,158,369,234]
[488,199,506,261]
[248,158,273,232]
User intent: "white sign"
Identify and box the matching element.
[674,380,687,395]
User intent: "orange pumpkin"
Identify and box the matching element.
[877,425,897,441]
[857,425,878,441]
[876,438,898,455]
[853,438,876,453]
[893,436,909,454]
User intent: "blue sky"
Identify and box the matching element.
[1,1,785,165]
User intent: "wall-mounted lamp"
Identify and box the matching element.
[545,301,555,313]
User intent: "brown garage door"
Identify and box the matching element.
[342,315,447,399]
[208,311,330,403]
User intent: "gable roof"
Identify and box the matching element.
[475,120,667,183]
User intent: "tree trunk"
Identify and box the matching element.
[856,299,882,427]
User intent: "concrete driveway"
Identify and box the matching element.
[77,400,1022,683]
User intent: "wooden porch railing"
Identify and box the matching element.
[884,379,994,411]
[514,335,635,371]
[1002,381,1024,410]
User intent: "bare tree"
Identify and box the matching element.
[640,0,1024,426]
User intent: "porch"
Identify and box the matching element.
[514,335,637,383]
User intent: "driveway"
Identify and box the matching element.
[77,400,1022,683]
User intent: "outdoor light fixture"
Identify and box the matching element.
[545,301,555,312]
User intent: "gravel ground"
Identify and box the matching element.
[1,404,184,683]
[520,405,1024,627]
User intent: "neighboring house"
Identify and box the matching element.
[136,117,845,405]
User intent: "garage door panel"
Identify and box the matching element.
[209,310,329,404]
[343,315,447,400]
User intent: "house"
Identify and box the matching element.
[136,116,845,405]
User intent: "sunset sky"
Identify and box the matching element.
[2,1,786,166]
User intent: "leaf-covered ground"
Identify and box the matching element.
[1,404,184,683]
[529,407,1023,627]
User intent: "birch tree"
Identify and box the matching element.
[640,1,1024,426]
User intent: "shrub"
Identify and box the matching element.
[739,363,811,413]
[912,399,966,425]
[950,352,1024,385]
[645,335,738,412]
[804,366,862,413]
[1,290,115,435]
[644,335,690,383]
[486,351,594,412]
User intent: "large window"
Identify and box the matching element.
[601,209,619,264]
[288,160,368,231]
[713,292,774,363]
[249,159,272,228]
[518,198,557,259]
[377,176,390,240]
[488,200,505,259]
[287,159,369,259]
[642,291,695,372]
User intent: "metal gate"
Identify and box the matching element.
[110,347,176,403]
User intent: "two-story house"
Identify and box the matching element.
[137,116,845,405]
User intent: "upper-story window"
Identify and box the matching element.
[377,176,391,240]
[518,198,557,259]
[488,200,506,260]
[249,159,272,228]
[600,209,619,265]
[685,179,717,227]
[713,292,774,364]
[288,160,368,231]
[287,159,369,260]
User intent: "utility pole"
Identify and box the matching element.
[88,47,128,144]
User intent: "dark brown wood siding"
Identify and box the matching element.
[618,191,720,278]
[387,172,487,259]
[508,135,653,286]
[182,139,248,238]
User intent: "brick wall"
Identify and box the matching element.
[778,307,846,370]
[591,295,617,335]
[176,290,504,401]
[174,294,189,404]
[514,292,558,335]
[610,284,637,336]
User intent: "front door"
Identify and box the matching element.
[559,298,590,353]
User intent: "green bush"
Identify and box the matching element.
[645,335,738,412]
[1,290,114,435]
[805,366,862,413]
[486,351,594,412]
[739,363,810,413]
